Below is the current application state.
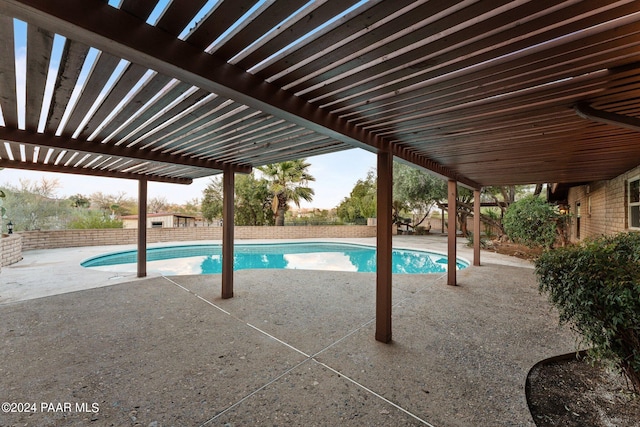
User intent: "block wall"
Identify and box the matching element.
[18,225,377,251]
[1,234,23,267]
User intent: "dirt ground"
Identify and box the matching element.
[487,241,544,261]
[527,356,640,427]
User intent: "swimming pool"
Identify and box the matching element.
[81,242,469,275]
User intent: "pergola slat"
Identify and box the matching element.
[326,0,638,112]
[44,38,90,133]
[59,50,120,137]
[91,73,173,142]
[156,0,208,37]
[24,24,53,131]
[2,0,640,344]
[234,0,363,70]
[78,62,148,140]
[0,127,251,172]
[185,0,259,50]
[258,0,418,82]
[0,15,18,128]
[120,0,157,22]
[213,0,309,61]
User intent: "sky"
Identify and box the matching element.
[1,3,379,210]
[0,149,377,209]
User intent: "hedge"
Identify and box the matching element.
[535,232,640,390]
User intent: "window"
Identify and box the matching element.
[629,177,640,229]
[151,221,163,228]
[576,202,581,240]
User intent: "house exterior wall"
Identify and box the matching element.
[122,215,197,229]
[566,164,640,242]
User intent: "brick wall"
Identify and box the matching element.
[1,234,23,267]
[567,164,640,242]
[18,225,377,251]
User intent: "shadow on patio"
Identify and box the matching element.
[0,252,575,426]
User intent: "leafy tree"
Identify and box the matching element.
[69,194,90,208]
[0,178,72,231]
[148,196,169,213]
[201,172,274,226]
[336,170,376,223]
[443,185,545,238]
[258,159,315,226]
[286,208,338,225]
[67,210,123,229]
[235,173,274,226]
[393,163,446,228]
[448,186,475,237]
[90,191,136,216]
[174,198,201,216]
[201,177,223,223]
[503,195,560,248]
[0,188,5,226]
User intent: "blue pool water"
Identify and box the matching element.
[81,242,469,275]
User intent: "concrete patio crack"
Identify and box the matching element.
[163,274,441,427]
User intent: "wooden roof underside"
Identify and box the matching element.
[1,0,640,188]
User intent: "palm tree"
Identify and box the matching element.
[258,160,315,226]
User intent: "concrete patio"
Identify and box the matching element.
[0,235,576,426]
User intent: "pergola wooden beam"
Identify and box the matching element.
[0,128,251,174]
[0,158,192,184]
[137,179,147,278]
[447,180,458,286]
[574,102,640,133]
[0,0,480,189]
[473,189,481,267]
[221,166,234,299]
[375,149,393,343]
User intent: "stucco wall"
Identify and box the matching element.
[1,234,23,267]
[18,225,377,251]
[567,164,640,241]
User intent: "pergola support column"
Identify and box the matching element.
[447,180,457,286]
[376,148,393,343]
[473,189,481,267]
[137,178,147,278]
[221,166,235,299]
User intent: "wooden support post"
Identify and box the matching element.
[137,179,147,278]
[447,180,457,286]
[474,189,481,266]
[222,166,235,299]
[376,149,393,343]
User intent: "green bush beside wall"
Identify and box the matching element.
[535,232,640,390]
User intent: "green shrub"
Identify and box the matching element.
[67,211,123,229]
[503,195,560,248]
[535,232,640,390]
[465,231,489,249]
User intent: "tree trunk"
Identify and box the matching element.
[275,194,287,226]
[276,207,286,226]
[458,212,469,237]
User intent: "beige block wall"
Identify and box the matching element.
[18,225,377,251]
[1,234,23,267]
[567,164,640,242]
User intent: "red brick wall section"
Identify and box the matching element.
[567,164,640,242]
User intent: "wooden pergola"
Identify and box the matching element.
[2,0,640,342]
